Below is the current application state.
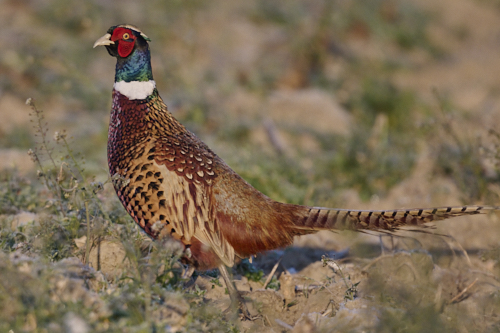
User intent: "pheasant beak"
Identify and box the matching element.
[93,33,114,48]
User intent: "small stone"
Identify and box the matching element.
[63,312,89,333]
[279,272,295,303]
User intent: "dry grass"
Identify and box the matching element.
[1,0,500,331]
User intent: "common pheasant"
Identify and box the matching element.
[94,24,495,318]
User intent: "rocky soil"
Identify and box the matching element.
[1,0,500,331]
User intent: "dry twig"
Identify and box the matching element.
[263,256,282,289]
[449,278,478,304]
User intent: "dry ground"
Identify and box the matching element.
[1,0,500,332]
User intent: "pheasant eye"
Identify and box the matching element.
[122,33,130,40]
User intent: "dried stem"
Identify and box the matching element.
[84,200,91,265]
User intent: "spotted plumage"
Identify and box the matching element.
[95,25,496,317]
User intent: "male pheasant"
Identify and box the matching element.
[94,24,495,317]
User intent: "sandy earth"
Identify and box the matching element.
[1,0,500,331]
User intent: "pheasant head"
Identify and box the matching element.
[94,24,154,97]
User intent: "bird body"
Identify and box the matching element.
[96,24,493,274]
[108,84,307,269]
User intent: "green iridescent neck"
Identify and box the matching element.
[115,47,153,82]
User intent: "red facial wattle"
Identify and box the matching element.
[110,27,136,58]
[117,40,135,58]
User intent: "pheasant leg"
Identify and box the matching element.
[218,264,259,320]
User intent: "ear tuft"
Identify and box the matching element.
[115,24,151,42]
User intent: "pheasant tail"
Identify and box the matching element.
[292,205,495,232]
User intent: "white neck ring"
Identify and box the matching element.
[114,80,156,100]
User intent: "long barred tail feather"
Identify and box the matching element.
[293,205,498,232]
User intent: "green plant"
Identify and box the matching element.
[235,258,265,282]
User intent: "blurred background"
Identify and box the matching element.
[2,0,500,330]
[2,0,500,247]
